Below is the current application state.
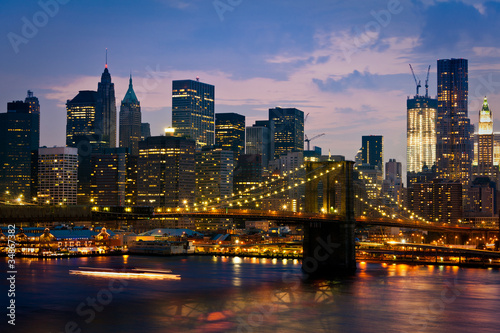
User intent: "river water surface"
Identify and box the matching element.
[1,255,499,333]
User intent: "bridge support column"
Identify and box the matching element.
[302,161,356,277]
[303,220,356,277]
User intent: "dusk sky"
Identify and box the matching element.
[2,0,500,174]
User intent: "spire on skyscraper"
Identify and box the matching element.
[122,74,139,104]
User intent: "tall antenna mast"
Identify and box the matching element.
[105,48,108,69]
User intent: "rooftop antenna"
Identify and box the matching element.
[409,64,421,96]
[425,65,431,98]
[105,48,108,69]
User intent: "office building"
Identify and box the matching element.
[383,159,403,206]
[269,107,304,159]
[96,62,117,148]
[215,113,245,159]
[119,75,141,156]
[436,58,472,185]
[141,123,151,141]
[90,148,128,206]
[246,120,274,170]
[66,90,102,204]
[137,135,195,207]
[195,148,234,204]
[476,97,494,178]
[361,135,383,170]
[37,147,78,205]
[172,79,215,148]
[0,97,40,200]
[407,179,462,224]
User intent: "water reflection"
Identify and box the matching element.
[4,256,500,333]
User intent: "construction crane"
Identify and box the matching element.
[409,64,421,96]
[425,65,431,98]
[304,133,325,151]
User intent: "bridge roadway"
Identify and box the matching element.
[152,209,497,232]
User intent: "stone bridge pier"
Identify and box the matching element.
[303,160,356,277]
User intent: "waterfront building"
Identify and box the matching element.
[137,135,195,207]
[119,75,141,156]
[215,113,245,159]
[172,79,215,148]
[269,107,304,159]
[436,58,472,186]
[37,147,78,205]
[0,97,39,200]
[464,177,496,219]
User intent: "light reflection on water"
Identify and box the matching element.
[2,256,500,333]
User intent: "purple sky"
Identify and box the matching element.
[2,0,500,175]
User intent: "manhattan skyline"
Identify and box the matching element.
[2,0,500,174]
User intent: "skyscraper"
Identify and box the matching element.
[37,147,78,205]
[476,97,494,177]
[436,58,472,185]
[215,113,245,159]
[66,90,101,204]
[172,79,215,148]
[137,135,196,207]
[195,148,234,203]
[90,148,128,206]
[269,107,304,159]
[0,97,40,200]
[96,62,117,148]
[361,135,383,169]
[407,96,437,174]
[246,122,274,169]
[119,75,141,156]
[141,123,151,141]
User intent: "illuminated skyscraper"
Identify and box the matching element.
[66,90,102,204]
[269,107,304,159]
[137,135,195,207]
[215,113,245,159]
[436,58,472,185]
[119,75,141,156]
[476,97,494,177]
[172,79,215,148]
[406,96,437,174]
[0,98,40,200]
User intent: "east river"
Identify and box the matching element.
[1,255,500,333]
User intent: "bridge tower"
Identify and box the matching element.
[303,160,356,277]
